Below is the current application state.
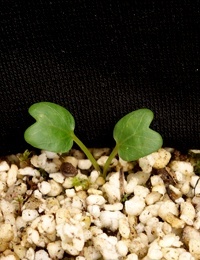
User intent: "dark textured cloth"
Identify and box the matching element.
[0,0,200,156]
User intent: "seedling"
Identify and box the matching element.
[71,176,90,190]
[24,102,163,178]
[18,149,32,162]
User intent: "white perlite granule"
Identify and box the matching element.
[0,148,199,259]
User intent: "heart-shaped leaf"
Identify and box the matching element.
[24,102,75,153]
[113,108,163,161]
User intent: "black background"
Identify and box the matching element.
[1,0,200,155]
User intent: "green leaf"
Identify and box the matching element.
[24,102,75,153]
[113,108,163,161]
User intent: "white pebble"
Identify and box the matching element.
[159,234,183,248]
[33,189,43,199]
[38,214,56,234]
[118,157,134,171]
[31,154,46,168]
[47,180,63,196]
[0,199,15,215]
[139,205,159,224]
[42,150,59,159]
[89,170,100,183]
[162,247,180,260]
[116,240,128,256]
[47,241,64,259]
[0,161,10,172]
[78,159,92,169]
[181,181,191,195]
[125,196,145,216]
[97,156,109,167]
[103,203,123,211]
[22,209,39,222]
[72,195,85,210]
[93,233,119,260]
[152,148,171,169]
[119,218,130,238]
[18,167,38,176]
[87,205,100,218]
[27,227,45,247]
[180,201,196,225]
[35,249,51,260]
[99,211,125,231]
[86,194,106,206]
[158,200,179,219]
[147,240,163,259]
[44,162,59,173]
[170,161,194,176]
[179,251,194,260]
[152,184,166,196]
[189,238,200,258]
[151,175,164,186]
[7,164,18,187]
[38,181,51,195]
[139,155,154,173]
[0,223,14,242]
[125,178,138,194]
[126,253,138,260]
[145,192,162,205]
[65,188,76,197]
[49,172,65,183]
[102,172,122,203]
[25,247,35,260]
[134,185,150,199]
[87,188,103,195]
[127,171,150,185]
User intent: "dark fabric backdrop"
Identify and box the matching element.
[0,0,200,156]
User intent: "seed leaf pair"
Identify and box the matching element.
[24,102,163,176]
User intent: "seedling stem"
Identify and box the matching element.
[72,134,101,173]
[103,144,119,178]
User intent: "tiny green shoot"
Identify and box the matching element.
[24,102,163,178]
[71,176,90,190]
[18,149,32,162]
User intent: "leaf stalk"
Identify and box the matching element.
[72,134,102,173]
[102,144,119,178]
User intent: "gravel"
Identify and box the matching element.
[0,148,200,259]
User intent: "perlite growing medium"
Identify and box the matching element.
[0,147,200,260]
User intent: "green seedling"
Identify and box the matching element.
[24,102,163,178]
[72,176,90,190]
[18,149,32,162]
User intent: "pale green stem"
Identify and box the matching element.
[72,134,101,173]
[103,144,119,179]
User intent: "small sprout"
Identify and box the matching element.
[17,149,32,168]
[71,176,90,190]
[121,193,131,203]
[24,102,163,178]
[18,149,32,162]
